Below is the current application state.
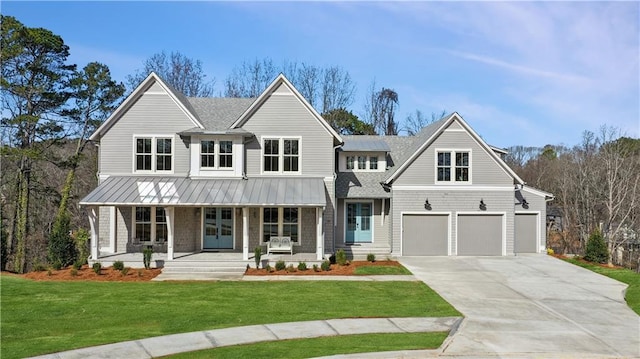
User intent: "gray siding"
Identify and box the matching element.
[99,81,195,176]
[517,188,548,251]
[391,189,515,255]
[335,198,390,249]
[242,86,335,177]
[394,122,513,186]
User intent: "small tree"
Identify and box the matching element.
[254,247,262,269]
[584,228,608,264]
[48,213,77,268]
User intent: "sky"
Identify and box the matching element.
[3,1,639,148]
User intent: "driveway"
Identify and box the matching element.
[399,255,639,358]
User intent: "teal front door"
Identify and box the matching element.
[203,208,233,249]
[345,202,372,243]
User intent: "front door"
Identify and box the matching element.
[345,202,372,243]
[203,207,233,249]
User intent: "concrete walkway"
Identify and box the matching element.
[400,255,640,358]
[29,317,462,359]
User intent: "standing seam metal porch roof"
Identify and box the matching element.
[79,176,327,207]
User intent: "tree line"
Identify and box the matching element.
[2,16,637,272]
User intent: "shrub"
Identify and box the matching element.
[72,260,83,270]
[321,260,331,271]
[47,269,52,276]
[48,213,77,268]
[297,261,307,271]
[143,246,153,269]
[113,260,125,271]
[547,248,555,255]
[265,264,272,272]
[120,267,130,276]
[585,229,608,264]
[336,249,347,266]
[367,253,376,262]
[254,247,262,269]
[275,260,286,271]
[92,262,102,274]
[33,263,46,272]
[51,260,63,270]
[74,228,90,265]
[70,268,78,276]
[287,264,296,272]
[313,264,320,272]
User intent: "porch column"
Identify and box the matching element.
[165,207,175,261]
[108,206,116,253]
[87,206,99,260]
[242,207,249,260]
[316,207,324,260]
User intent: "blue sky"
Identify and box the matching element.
[4,1,639,148]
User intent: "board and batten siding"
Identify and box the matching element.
[241,88,335,177]
[99,81,195,176]
[394,122,513,186]
[392,189,515,255]
[335,198,390,248]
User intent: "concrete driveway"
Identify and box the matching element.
[399,255,639,358]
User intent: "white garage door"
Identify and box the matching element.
[457,214,503,256]
[402,214,449,256]
[515,213,538,253]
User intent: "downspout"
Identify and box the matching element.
[332,142,343,255]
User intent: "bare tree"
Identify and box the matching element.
[404,110,447,136]
[127,51,215,97]
[364,82,399,135]
[321,66,355,114]
[224,58,276,97]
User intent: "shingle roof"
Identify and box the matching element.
[187,98,255,132]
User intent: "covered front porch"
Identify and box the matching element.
[80,176,330,264]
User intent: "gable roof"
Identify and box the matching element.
[383,112,525,185]
[230,74,343,144]
[186,97,255,133]
[90,72,204,141]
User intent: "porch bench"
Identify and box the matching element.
[267,237,293,255]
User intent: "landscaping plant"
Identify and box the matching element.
[113,260,125,271]
[321,260,331,271]
[275,260,286,271]
[336,249,347,266]
[143,246,153,269]
[254,247,262,269]
[367,253,376,262]
[297,261,307,271]
[585,228,608,264]
[92,262,102,274]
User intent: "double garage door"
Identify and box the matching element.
[402,214,504,256]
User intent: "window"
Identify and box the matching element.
[369,156,378,170]
[135,207,167,243]
[219,141,233,168]
[262,207,300,243]
[263,138,300,173]
[135,136,172,172]
[357,155,366,170]
[437,150,470,182]
[201,140,215,168]
[346,156,355,170]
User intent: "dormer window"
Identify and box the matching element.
[200,140,234,170]
[437,150,470,182]
[343,153,382,172]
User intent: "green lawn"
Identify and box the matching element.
[354,265,412,275]
[0,276,460,359]
[165,332,449,359]
[561,257,640,314]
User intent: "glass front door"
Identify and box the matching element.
[203,207,233,249]
[345,202,372,243]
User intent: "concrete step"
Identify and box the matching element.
[334,246,393,260]
[153,272,244,281]
[162,266,248,273]
[163,260,249,268]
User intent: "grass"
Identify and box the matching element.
[165,332,449,358]
[354,265,412,275]
[561,257,640,314]
[0,276,460,359]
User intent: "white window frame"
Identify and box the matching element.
[199,139,234,171]
[369,156,378,170]
[261,136,302,174]
[260,207,301,245]
[435,148,472,184]
[132,207,167,243]
[133,135,174,173]
[342,152,383,172]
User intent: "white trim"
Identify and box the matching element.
[165,207,175,260]
[88,207,99,260]
[132,134,175,174]
[343,200,375,244]
[443,128,466,132]
[108,206,116,253]
[400,211,452,256]
[434,148,472,184]
[131,206,168,244]
[515,211,542,253]
[393,185,514,191]
[260,136,302,175]
[316,207,324,260]
[455,211,507,256]
[340,152,386,172]
[242,207,249,260]
[522,185,554,199]
[201,207,236,250]
[259,207,302,246]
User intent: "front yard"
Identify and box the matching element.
[0,275,460,359]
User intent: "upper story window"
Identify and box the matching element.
[135,136,172,172]
[343,153,381,172]
[200,140,233,169]
[437,150,470,182]
[263,137,300,174]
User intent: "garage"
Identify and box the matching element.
[457,214,503,255]
[515,213,539,253]
[402,214,449,255]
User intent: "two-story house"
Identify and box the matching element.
[80,72,552,266]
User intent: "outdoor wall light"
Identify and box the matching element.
[479,199,487,211]
[521,199,529,209]
[424,198,432,211]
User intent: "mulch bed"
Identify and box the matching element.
[244,260,402,276]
